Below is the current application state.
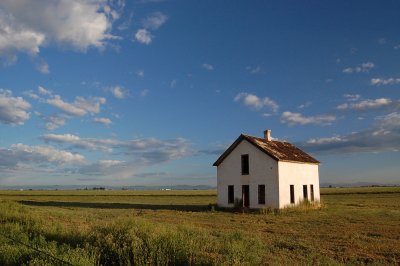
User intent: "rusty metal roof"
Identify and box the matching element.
[213,134,319,166]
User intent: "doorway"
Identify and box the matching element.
[242,185,250,207]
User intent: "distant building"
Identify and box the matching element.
[213,130,320,209]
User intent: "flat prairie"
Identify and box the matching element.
[0,187,399,265]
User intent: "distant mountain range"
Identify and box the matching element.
[0,182,399,190]
[0,185,217,190]
[320,182,399,188]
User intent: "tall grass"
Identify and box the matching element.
[0,200,265,265]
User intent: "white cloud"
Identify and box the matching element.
[41,133,113,152]
[133,12,166,46]
[41,134,191,164]
[0,9,45,58]
[394,44,400,50]
[202,63,214,71]
[47,95,106,117]
[0,89,31,125]
[135,29,152,44]
[142,12,167,30]
[45,115,66,130]
[28,87,106,128]
[136,69,144,77]
[336,98,394,111]
[10,143,85,165]
[38,86,52,96]
[109,85,128,99]
[234,92,279,112]
[377,112,400,129]
[342,62,374,73]
[93,117,112,125]
[0,0,118,62]
[343,94,361,102]
[280,111,336,126]
[307,136,344,145]
[47,96,87,116]
[23,90,40,100]
[245,66,261,74]
[298,101,312,109]
[35,59,49,74]
[262,113,272,118]
[370,78,400,86]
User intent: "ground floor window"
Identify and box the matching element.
[290,185,295,204]
[303,185,308,200]
[228,185,234,204]
[258,185,265,204]
[242,185,250,207]
[310,184,314,201]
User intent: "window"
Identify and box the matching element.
[242,185,250,207]
[258,185,265,204]
[241,154,249,175]
[290,185,295,204]
[310,185,314,201]
[303,185,308,200]
[228,185,234,204]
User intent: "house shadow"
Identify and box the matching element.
[18,200,211,212]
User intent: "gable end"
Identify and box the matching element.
[213,135,279,166]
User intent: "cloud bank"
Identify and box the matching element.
[303,112,400,155]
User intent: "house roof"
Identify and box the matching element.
[213,134,320,166]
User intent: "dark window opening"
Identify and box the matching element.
[310,185,314,201]
[258,185,265,204]
[242,185,250,207]
[241,154,249,175]
[228,185,234,204]
[303,185,308,200]
[290,185,295,204]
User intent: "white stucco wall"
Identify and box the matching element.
[277,161,320,208]
[217,140,279,209]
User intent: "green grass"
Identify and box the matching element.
[0,187,399,265]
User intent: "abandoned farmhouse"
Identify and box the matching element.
[213,130,320,209]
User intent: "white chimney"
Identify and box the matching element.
[264,129,272,141]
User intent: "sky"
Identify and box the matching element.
[0,0,400,187]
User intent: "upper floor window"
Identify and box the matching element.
[241,154,249,175]
[258,185,265,204]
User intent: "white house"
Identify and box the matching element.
[213,130,320,209]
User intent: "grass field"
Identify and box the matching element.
[0,187,399,265]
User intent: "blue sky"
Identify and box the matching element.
[1,0,400,187]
